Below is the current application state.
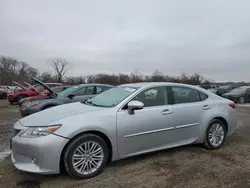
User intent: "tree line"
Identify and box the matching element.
[0,56,210,86]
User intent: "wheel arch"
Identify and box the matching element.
[41,103,58,110]
[212,117,228,132]
[59,130,113,171]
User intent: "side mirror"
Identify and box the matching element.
[67,94,75,99]
[127,100,144,111]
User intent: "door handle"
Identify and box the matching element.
[202,105,211,110]
[161,109,173,115]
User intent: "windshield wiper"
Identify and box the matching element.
[83,99,99,106]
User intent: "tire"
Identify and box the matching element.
[239,97,245,104]
[203,119,227,150]
[17,95,27,102]
[63,134,109,179]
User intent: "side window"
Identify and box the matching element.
[199,92,208,101]
[132,86,167,107]
[247,89,250,94]
[96,86,110,94]
[73,86,95,96]
[172,86,200,104]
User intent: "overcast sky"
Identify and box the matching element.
[1,0,250,81]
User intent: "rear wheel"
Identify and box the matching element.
[239,97,245,104]
[203,119,227,150]
[63,134,109,179]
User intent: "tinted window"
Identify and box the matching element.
[132,86,167,107]
[96,86,111,94]
[73,86,95,96]
[57,85,81,97]
[199,92,208,101]
[172,86,200,104]
[230,88,246,94]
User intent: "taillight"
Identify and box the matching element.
[229,103,236,109]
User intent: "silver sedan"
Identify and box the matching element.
[11,82,237,179]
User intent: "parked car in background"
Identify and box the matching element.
[197,84,211,89]
[0,86,10,91]
[0,89,8,99]
[208,88,228,96]
[8,78,66,104]
[11,82,237,179]
[222,86,250,103]
[20,83,113,117]
[218,85,238,93]
[18,85,71,107]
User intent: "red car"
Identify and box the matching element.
[18,85,71,106]
[8,78,67,104]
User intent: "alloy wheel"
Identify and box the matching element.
[208,123,225,147]
[240,97,245,104]
[72,141,104,175]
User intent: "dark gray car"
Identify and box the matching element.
[20,83,113,117]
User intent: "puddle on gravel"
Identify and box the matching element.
[16,180,41,188]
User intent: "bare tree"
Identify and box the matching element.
[130,69,143,82]
[49,58,70,82]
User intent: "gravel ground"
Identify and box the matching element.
[0,100,250,188]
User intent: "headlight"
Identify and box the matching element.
[20,125,61,137]
[26,101,40,108]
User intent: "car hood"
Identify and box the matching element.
[19,102,105,127]
[32,77,55,95]
[12,81,28,91]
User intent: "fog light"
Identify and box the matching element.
[32,157,36,164]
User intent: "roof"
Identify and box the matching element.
[77,83,114,87]
[120,82,195,88]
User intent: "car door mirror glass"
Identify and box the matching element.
[127,100,144,110]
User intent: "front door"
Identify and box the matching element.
[171,86,210,143]
[117,86,175,158]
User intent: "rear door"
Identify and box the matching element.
[170,86,210,143]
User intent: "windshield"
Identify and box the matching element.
[86,86,138,107]
[57,85,81,97]
[230,88,246,94]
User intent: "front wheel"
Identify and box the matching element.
[203,119,227,150]
[17,95,27,102]
[63,134,109,179]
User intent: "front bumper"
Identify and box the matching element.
[11,123,69,174]
[8,95,17,103]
